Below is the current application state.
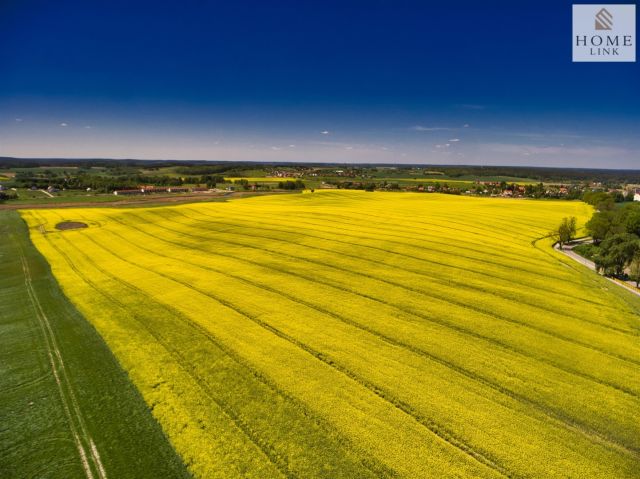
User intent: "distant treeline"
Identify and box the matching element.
[278,180,306,190]
[422,166,640,184]
[0,190,18,201]
[583,190,635,205]
[11,171,227,192]
[2,158,640,183]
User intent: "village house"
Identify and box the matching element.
[476,181,501,187]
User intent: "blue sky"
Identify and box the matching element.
[1,0,639,167]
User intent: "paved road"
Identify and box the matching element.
[555,243,640,298]
[558,245,597,271]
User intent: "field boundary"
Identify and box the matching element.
[554,243,640,298]
[0,190,294,210]
[530,233,640,301]
[3,211,191,479]
[14,233,107,479]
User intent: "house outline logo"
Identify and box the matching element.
[573,4,635,62]
[595,8,613,30]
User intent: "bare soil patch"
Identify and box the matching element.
[55,221,88,231]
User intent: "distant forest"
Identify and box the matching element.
[2,157,640,183]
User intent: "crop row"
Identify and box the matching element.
[21,191,640,478]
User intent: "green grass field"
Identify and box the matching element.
[0,211,190,479]
[17,191,640,478]
[6,189,125,205]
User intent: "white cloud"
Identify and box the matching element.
[15,118,23,122]
[485,143,594,156]
[321,130,330,135]
[463,124,470,128]
[509,132,585,140]
[449,138,460,142]
[60,122,68,127]
[84,125,92,129]
[410,125,451,131]
[288,144,296,148]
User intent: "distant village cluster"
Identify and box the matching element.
[2,160,640,205]
[266,166,640,201]
[316,177,640,201]
[460,181,640,200]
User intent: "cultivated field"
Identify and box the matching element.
[0,211,189,479]
[20,191,640,478]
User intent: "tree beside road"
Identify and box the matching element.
[575,201,640,283]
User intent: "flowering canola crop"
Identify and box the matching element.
[21,191,640,478]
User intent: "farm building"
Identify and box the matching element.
[113,189,144,196]
[141,187,168,193]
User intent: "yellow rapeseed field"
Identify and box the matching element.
[21,191,640,478]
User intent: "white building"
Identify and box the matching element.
[634,189,640,202]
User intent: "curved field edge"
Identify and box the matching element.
[0,211,191,479]
[20,191,640,479]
